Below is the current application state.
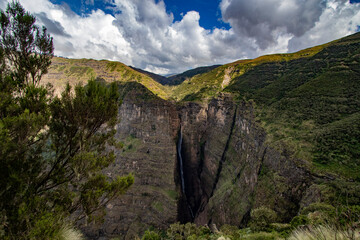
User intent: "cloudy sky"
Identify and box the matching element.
[1,0,359,74]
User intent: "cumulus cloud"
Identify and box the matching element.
[220,0,325,49]
[35,12,71,37]
[288,0,360,51]
[220,0,360,52]
[0,0,359,74]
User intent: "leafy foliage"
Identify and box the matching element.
[249,207,278,232]
[0,1,53,87]
[0,2,133,239]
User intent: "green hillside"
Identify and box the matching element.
[42,57,171,99]
[225,32,360,179]
[170,38,333,102]
[166,65,221,85]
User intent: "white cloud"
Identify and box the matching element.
[1,0,359,74]
[288,0,360,51]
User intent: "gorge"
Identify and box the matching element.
[41,32,360,239]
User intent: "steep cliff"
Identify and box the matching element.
[81,83,179,239]
[80,86,335,239]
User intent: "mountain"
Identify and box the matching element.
[43,32,360,239]
[42,57,171,99]
[129,66,169,85]
[166,65,222,85]
[129,64,222,85]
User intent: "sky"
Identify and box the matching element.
[0,0,359,75]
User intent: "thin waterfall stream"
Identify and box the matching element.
[177,127,186,194]
[177,126,194,219]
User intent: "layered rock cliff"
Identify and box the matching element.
[80,84,332,239]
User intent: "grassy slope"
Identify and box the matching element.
[169,40,332,101]
[226,32,360,179]
[42,57,170,99]
[166,65,221,86]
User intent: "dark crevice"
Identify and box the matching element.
[232,165,246,184]
[177,126,195,223]
[257,147,268,177]
[198,141,206,179]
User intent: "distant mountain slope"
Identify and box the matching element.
[170,38,333,101]
[166,65,221,85]
[42,57,170,99]
[129,66,169,85]
[129,64,222,86]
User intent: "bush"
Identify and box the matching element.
[242,232,278,240]
[249,207,277,231]
[269,223,292,237]
[141,230,161,240]
[301,202,335,215]
[220,224,240,237]
[290,215,309,228]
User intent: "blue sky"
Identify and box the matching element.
[49,0,230,30]
[1,0,359,74]
[164,0,229,29]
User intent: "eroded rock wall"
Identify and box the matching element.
[82,88,317,239]
[82,89,180,239]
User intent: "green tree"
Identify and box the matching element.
[0,2,133,239]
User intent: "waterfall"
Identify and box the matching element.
[177,126,194,219]
[178,127,186,194]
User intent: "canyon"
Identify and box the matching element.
[80,85,336,239]
[42,32,360,239]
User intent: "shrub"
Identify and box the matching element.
[269,223,292,237]
[301,202,335,215]
[141,230,161,240]
[301,202,335,225]
[249,207,277,231]
[166,222,184,239]
[220,224,241,239]
[290,215,309,228]
[242,232,278,240]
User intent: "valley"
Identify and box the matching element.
[41,32,360,239]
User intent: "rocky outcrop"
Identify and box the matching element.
[81,84,319,239]
[81,86,180,239]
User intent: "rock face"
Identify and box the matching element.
[81,86,180,239]
[82,85,317,239]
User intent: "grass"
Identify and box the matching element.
[168,37,332,102]
[56,225,84,240]
[288,225,360,240]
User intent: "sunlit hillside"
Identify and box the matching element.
[42,57,171,99]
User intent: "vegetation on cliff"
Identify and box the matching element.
[0,2,133,239]
[224,33,360,180]
[138,203,360,240]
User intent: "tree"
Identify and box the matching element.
[0,1,53,88]
[0,2,133,239]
